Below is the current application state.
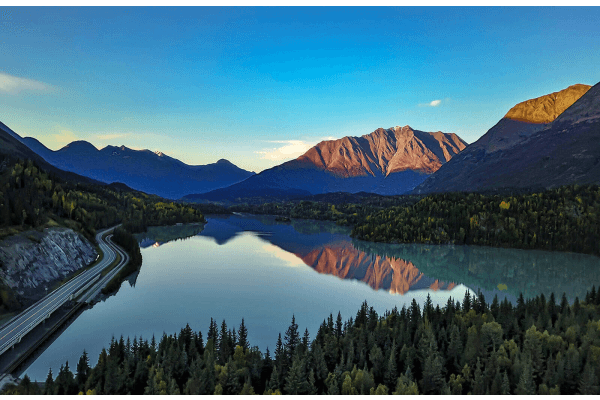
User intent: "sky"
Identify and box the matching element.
[1,7,600,173]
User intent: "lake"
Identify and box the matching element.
[21,214,600,381]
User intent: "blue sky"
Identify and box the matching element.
[1,7,600,172]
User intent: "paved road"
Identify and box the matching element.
[79,234,130,304]
[0,225,124,357]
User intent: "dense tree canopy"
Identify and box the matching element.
[352,185,600,256]
[0,157,206,241]
[5,288,600,395]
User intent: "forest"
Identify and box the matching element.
[219,184,600,257]
[352,185,600,256]
[4,288,600,395]
[0,157,206,241]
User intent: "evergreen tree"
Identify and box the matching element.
[516,357,535,395]
[284,358,305,395]
[578,361,599,395]
[76,350,90,390]
[237,318,249,351]
[44,368,54,395]
[284,315,300,360]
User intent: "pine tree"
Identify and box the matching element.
[335,312,343,338]
[274,333,284,371]
[325,372,340,395]
[237,318,249,351]
[44,368,55,395]
[284,357,305,395]
[578,361,599,395]
[472,358,486,395]
[516,357,535,395]
[501,372,511,395]
[239,379,256,395]
[393,374,419,395]
[218,320,230,364]
[462,291,472,312]
[384,341,398,389]
[76,350,90,390]
[284,315,300,360]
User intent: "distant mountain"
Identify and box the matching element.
[0,122,98,185]
[20,137,255,199]
[184,126,466,202]
[415,83,596,194]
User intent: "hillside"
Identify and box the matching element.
[415,83,596,194]
[20,135,255,199]
[185,126,466,202]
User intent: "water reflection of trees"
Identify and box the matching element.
[353,240,600,300]
[135,223,205,248]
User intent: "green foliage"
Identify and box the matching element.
[9,286,600,396]
[0,158,206,240]
[352,185,600,256]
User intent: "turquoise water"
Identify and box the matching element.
[21,214,600,381]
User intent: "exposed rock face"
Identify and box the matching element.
[504,84,591,124]
[189,126,466,200]
[299,126,466,177]
[0,228,97,295]
[415,82,597,194]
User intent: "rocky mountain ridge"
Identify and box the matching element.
[415,82,597,194]
[186,125,466,201]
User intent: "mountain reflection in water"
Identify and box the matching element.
[138,216,457,297]
[138,215,600,302]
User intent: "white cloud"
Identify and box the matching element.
[256,140,313,161]
[419,99,443,107]
[0,71,50,94]
[255,136,337,161]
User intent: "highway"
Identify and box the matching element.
[0,225,128,357]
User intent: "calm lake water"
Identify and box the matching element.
[22,214,600,381]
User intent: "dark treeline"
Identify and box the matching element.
[0,157,206,241]
[352,184,600,256]
[226,193,422,227]
[5,288,600,395]
[215,185,600,257]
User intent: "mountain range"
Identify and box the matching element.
[4,80,599,201]
[184,126,466,202]
[17,136,255,199]
[0,122,100,186]
[415,83,598,194]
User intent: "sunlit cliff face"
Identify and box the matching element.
[297,126,466,177]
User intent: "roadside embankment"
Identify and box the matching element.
[0,228,97,315]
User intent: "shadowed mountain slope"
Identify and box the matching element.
[20,137,255,199]
[415,83,596,194]
[185,126,466,202]
[0,122,99,185]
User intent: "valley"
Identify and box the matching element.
[1,7,600,394]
